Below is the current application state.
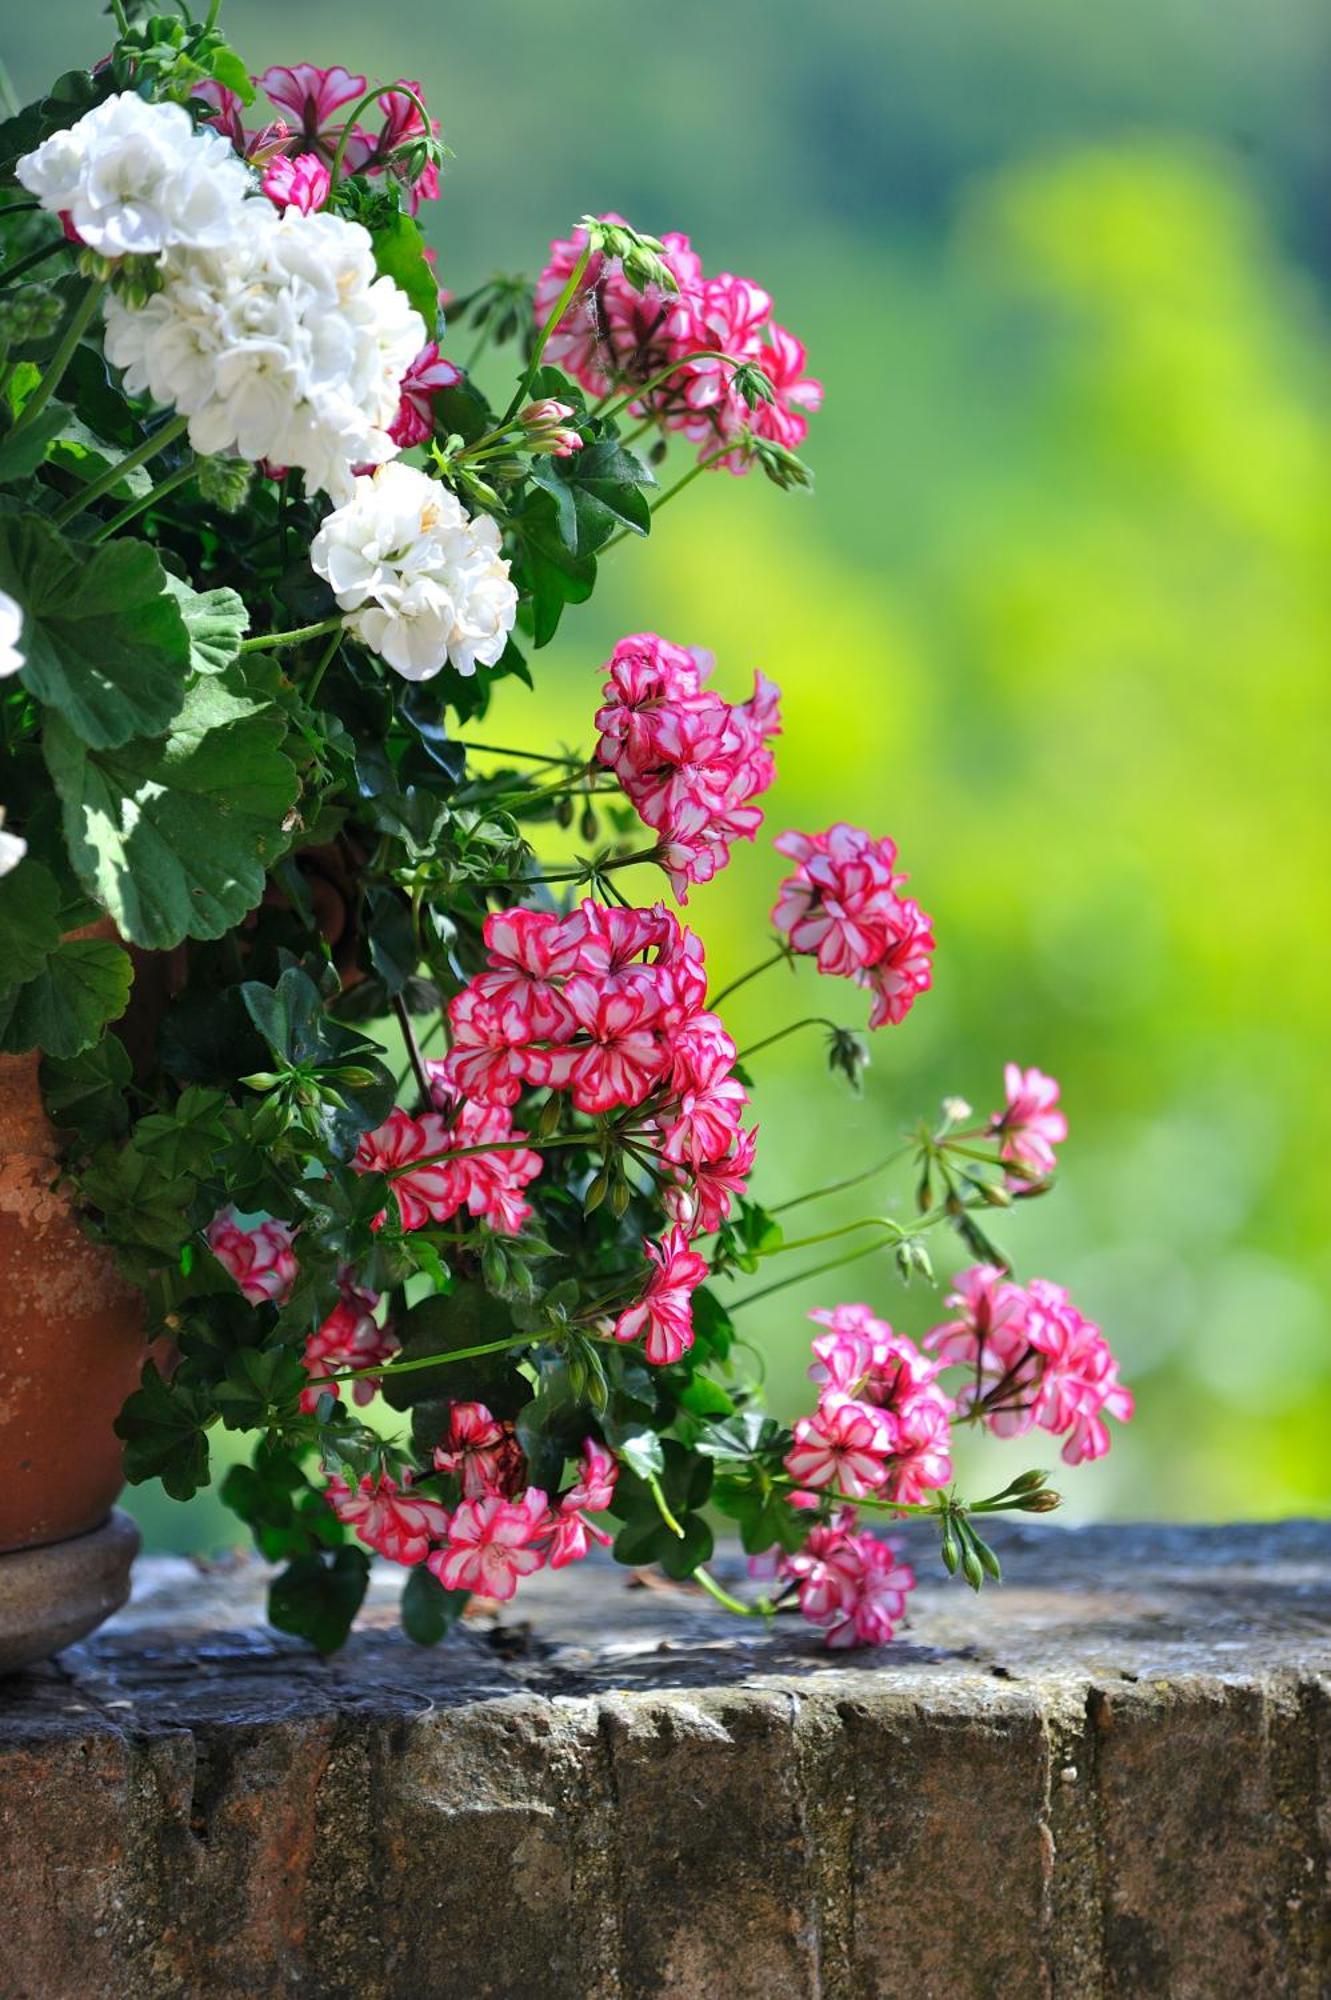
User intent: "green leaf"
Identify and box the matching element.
[370,211,440,330]
[44,410,151,498]
[162,574,249,675]
[205,44,255,105]
[213,1345,308,1432]
[0,400,67,484]
[385,1283,528,1415]
[0,857,61,990]
[656,1511,714,1580]
[268,1547,370,1655]
[693,1411,783,1462]
[115,1361,212,1501]
[529,437,655,555]
[2,516,191,749]
[46,676,299,949]
[0,937,132,1057]
[39,1031,132,1144]
[401,1565,468,1645]
[616,1430,665,1481]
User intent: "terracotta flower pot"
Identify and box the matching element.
[0,1048,143,1662]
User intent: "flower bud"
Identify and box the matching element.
[196,454,254,513]
[1017,1489,1063,1513]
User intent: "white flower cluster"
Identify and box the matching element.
[311,463,518,680]
[0,593,27,876]
[0,589,23,681]
[18,94,426,500]
[104,206,425,498]
[16,92,251,260]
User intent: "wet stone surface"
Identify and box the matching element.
[1,1520,1330,1998]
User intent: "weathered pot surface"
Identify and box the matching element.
[0,1049,144,1554]
[0,1509,140,1674]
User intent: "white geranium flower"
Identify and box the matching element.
[103,204,425,499]
[16,93,250,259]
[0,811,26,879]
[310,463,518,681]
[0,588,25,679]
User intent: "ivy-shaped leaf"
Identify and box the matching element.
[401,1565,468,1646]
[45,676,299,949]
[529,436,655,555]
[2,516,192,749]
[115,1361,212,1502]
[39,1032,132,1145]
[268,1547,371,1655]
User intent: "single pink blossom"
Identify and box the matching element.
[991,1063,1067,1179]
[353,1107,457,1232]
[325,1470,450,1566]
[548,1439,619,1568]
[260,150,330,213]
[433,1402,526,1500]
[784,1392,896,1498]
[389,342,464,448]
[205,1206,297,1306]
[613,1226,709,1365]
[427,1488,551,1601]
[300,1276,396,1411]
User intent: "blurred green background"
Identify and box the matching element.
[10,0,1331,1541]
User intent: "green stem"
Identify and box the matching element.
[87,453,196,544]
[463,297,501,373]
[303,626,343,706]
[109,0,130,29]
[726,1238,888,1313]
[12,278,105,434]
[692,1566,771,1618]
[0,235,68,289]
[599,447,727,557]
[504,240,591,421]
[515,845,659,887]
[770,1143,913,1217]
[736,1016,837,1062]
[394,990,434,1106]
[710,945,791,1008]
[51,413,189,527]
[767,1216,899,1259]
[328,84,435,189]
[461,741,586,767]
[771,1477,946,1521]
[648,1476,686,1539]
[327,1331,535,1387]
[599,349,742,426]
[239,614,344,654]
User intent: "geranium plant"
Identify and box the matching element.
[0,3,1132,1653]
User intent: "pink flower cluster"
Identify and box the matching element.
[772,824,935,1029]
[205,1206,298,1305]
[991,1063,1067,1181]
[534,214,822,472]
[201,65,442,213]
[352,1100,542,1236]
[594,632,781,898]
[926,1266,1133,1465]
[768,1509,916,1649]
[326,1426,619,1602]
[299,1275,397,1413]
[786,1305,954,1505]
[438,900,755,1363]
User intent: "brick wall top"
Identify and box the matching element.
[2,1520,1330,1999]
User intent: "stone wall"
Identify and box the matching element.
[1,1520,1329,1998]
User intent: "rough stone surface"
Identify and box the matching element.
[1,1520,1329,1999]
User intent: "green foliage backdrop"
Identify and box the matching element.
[10,0,1330,1541]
